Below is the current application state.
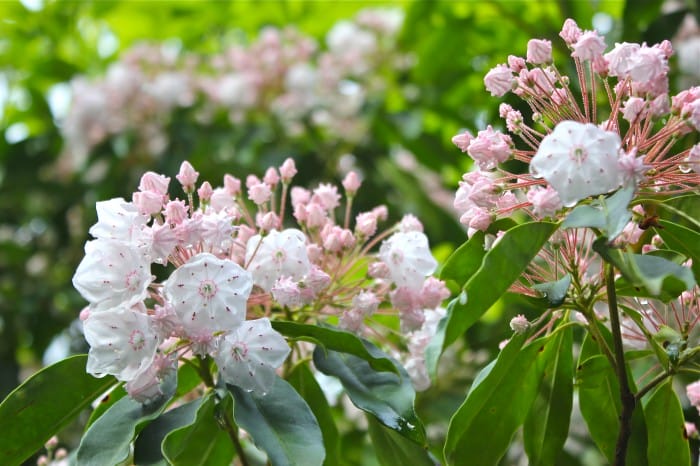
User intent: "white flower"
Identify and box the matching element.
[245,229,311,291]
[530,121,623,206]
[164,253,252,342]
[214,318,290,394]
[84,304,160,381]
[88,198,150,244]
[378,231,437,288]
[72,238,152,311]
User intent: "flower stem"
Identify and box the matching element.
[605,263,635,466]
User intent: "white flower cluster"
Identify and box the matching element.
[73,158,449,398]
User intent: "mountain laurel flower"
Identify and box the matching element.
[526,185,562,218]
[509,314,530,334]
[279,158,297,183]
[342,171,362,195]
[164,253,252,340]
[526,39,552,64]
[530,121,623,206]
[83,304,161,381]
[467,126,513,170]
[379,231,437,288]
[88,198,149,243]
[451,130,473,152]
[176,161,199,193]
[214,318,290,394]
[484,64,514,97]
[125,353,176,403]
[246,229,311,291]
[138,171,170,195]
[685,144,700,173]
[248,182,272,205]
[571,30,606,61]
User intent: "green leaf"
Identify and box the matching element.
[656,219,700,282]
[444,333,551,466]
[0,355,117,466]
[287,363,340,466]
[134,398,204,465]
[593,238,696,297]
[562,186,635,240]
[437,221,558,355]
[229,376,325,466]
[271,321,397,374]
[77,388,172,466]
[523,326,574,466]
[532,274,572,308]
[644,379,691,466]
[313,342,426,445]
[85,384,127,429]
[366,415,436,466]
[162,394,235,466]
[439,230,486,285]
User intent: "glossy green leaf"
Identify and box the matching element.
[162,394,235,466]
[645,379,691,466]
[656,219,700,282]
[594,238,696,298]
[523,326,574,466]
[134,398,204,465]
[86,384,127,429]
[444,333,551,466]
[287,363,340,466]
[313,342,426,445]
[272,321,397,374]
[77,389,172,466]
[229,376,325,466]
[0,355,117,466]
[366,414,436,466]
[532,274,572,308]
[439,230,486,285]
[436,221,558,357]
[562,186,634,240]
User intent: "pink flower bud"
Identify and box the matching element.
[419,277,450,309]
[165,199,188,225]
[507,55,526,72]
[342,171,362,194]
[451,131,473,152]
[509,314,529,333]
[79,307,90,321]
[176,161,199,192]
[133,190,164,215]
[197,181,213,201]
[223,174,241,196]
[355,212,378,237]
[248,182,272,205]
[138,171,170,195]
[484,64,514,97]
[279,158,297,182]
[263,167,280,187]
[372,205,388,221]
[526,39,552,64]
[559,18,582,45]
[572,31,607,61]
[368,261,390,279]
[258,211,279,232]
[246,175,261,189]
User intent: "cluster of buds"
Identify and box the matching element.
[72,158,448,400]
[59,8,407,173]
[452,18,700,237]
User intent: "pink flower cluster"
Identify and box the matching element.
[72,158,448,397]
[59,8,407,173]
[452,18,700,235]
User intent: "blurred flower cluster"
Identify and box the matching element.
[59,8,408,173]
[72,158,447,401]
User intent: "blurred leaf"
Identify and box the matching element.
[313,342,426,445]
[532,274,572,308]
[366,415,436,466]
[162,394,235,466]
[272,321,397,374]
[229,376,325,466]
[656,219,700,282]
[0,355,117,466]
[622,0,665,41]
[644,379,691,466]
[562,186,635,240]
[287,363,340,466]
[135,398,204,466]
[444,333,551,466]
[523,326,573,466]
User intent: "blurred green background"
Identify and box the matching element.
[1,0,697,462]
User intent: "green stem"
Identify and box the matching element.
[221,406,250,466]
[606,264,635,466]
[635,370,672,402]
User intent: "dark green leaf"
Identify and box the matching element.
[444,333,551,466]
[593,238,696,298]
[562,186,635,240]
[532,274,572,308]
[656,219,700,282]
[287,363,340,466]
[85,384,127,429]
[366,415,436,466]
[0,355,117,466]
[162,394,235,466]
[313,342,426,445]
[644,379,691,466]
[229,376,325,466]
[271,321,397,374]
[77,388,172,466]
[523,326,574,466]
[439,230,486,285]
[134,398,204,465]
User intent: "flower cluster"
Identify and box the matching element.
[452,18,700,236]
[72,158,447,399]
[59,8,407,172]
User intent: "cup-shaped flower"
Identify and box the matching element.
[88,198,149,243]
[245,229,311,291]
[214,318,290,394]
[378,231,437,288]
[73,238,152,311]
[164,253,252,339]
[84,304,161,381]
[529,121,623,206]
